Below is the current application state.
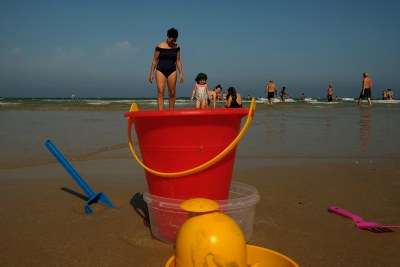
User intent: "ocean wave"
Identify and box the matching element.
[85,100,112,105]
[0,101,20,106]
[372,99,400,104]
[1,97,398,112]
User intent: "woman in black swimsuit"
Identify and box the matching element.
[225,87,243,108]
[149,28,184,110]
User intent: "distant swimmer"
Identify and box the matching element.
[265,80,277,104]
[382,90,388,100]
[358,72,372,107]
[383,89,394,100]
[279,87,291,102]
[327,84,333,102]
[387,89,394,99]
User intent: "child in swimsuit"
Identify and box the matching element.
[190,73,209,109]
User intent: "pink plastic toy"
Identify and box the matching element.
[328,206,400,233]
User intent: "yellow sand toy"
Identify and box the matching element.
[165,198,299,267]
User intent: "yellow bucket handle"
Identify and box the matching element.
[127,98,256,178]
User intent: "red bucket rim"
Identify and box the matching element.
[124,108,249,118]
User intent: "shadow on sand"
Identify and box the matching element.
[130,192,150,228]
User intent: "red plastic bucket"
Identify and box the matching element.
[125,107,252,200]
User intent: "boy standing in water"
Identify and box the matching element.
[358,72,372,107]
[266,80,277,104]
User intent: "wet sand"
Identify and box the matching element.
[1,156,399,266]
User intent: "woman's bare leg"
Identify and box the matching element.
[155,71,167,110]
[167,72,177,110]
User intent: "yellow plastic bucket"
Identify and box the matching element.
[165,245,299,267]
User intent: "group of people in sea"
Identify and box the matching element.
[149,27,394,110]
[265,81,307,103]
[265,72,379,107]
[382,89,395,100]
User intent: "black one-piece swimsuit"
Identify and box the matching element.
[156,47,180,78]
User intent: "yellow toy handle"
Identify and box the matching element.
[127,98,256,178]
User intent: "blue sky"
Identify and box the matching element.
[1,0,399,98]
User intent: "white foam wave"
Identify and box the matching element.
[86,100,112,105]
[0,101,20,106]
[373,99,400,104]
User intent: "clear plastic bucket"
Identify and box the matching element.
[143,182,260,244]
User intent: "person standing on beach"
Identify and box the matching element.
[266,80,277,104]
[327,84,333,102]
[149,28,184,110]
[358,72,372,107]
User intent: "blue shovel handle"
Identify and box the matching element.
[44,140,115,213]
[45,140,96,197]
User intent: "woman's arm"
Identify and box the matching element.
[176,49,184,83]
[149,49,159,83]
[226,95,232,107]
[236,93,242,105]
[208,91,217,108]
[213,92,217,108]
[190,85,196,100]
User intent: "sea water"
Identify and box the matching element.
[1,97,399,169]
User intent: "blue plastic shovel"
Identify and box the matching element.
[44,140,115,214]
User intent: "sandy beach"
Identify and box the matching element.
[1,157,400,266]
[2,0,400,265]
[1,99,400,266]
